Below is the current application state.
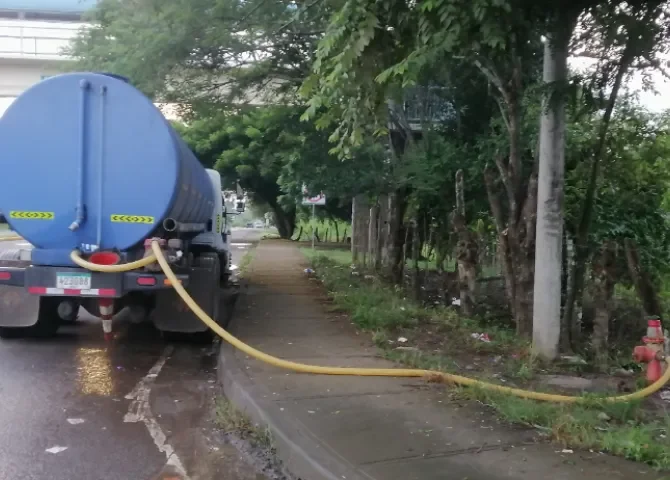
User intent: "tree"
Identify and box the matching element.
[564,100,670,358]
[66,0,335,109]
[560,0,670,351]
[304,0,550,333]
[177,105,385,238]
[177,107,305,238]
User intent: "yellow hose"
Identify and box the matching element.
[0,235,22,242]
[146,241,670,404]
[64,239,670,403]
[70,250,157,272]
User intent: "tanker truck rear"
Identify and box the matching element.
[0,72,240,339]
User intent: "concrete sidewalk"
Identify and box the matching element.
[218,241,663,480]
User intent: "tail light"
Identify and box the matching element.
[136,276,157,286]
[89,251,121,265]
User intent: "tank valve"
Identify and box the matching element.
[633,316,667,383]
[99,298,115,341]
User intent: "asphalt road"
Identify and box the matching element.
[0,228,265,480]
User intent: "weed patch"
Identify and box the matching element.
[215,398,275,451]
[468,389,670,468]
[302,247,670,470]
[237,251,255,278]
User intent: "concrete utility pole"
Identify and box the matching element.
[532,28,571,360]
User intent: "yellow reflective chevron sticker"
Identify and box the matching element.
[110,214,154,224]
[216,214,221,233]
[9,211,54,220]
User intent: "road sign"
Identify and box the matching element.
[302,185,326,205]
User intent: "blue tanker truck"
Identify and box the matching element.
[0,72,241,339]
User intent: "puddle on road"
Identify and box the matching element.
[76,347,115,396]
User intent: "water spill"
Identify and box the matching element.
[76,347,115,396]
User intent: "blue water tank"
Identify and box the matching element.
[0,72,215,252]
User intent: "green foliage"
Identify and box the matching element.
[176,105,385,237]
[565,99,670,279]
[302,0,545,154]
[470,388,670,469]
[67,0,335,108]
[293,217,350,242]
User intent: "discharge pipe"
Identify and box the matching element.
[162,218,206,233]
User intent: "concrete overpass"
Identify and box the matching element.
[0,0,96,103]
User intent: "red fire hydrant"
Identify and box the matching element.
[633,317,667,383]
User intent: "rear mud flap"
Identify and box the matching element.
[0,286,40,327]
[152,254,221,333]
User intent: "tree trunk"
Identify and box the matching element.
[352,195,371,265]
[624,239,662,318]
[361,204,370,266]
[368,205,379,266]
[560,231,574,351]
[532,18,571,360]
[376,195,388,270]
[272,206,295,239]
[333,220,340,243]
[436,246,447,304]
[592,241,616,369]
[351,195,365,263]
[453,169,478,316]
[384,188,408,283]
[295,225,303,241]
[484,166,517,318]
[411,220,421,301]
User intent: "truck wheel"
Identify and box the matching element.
[0,297,61,339]
[0,327,27,339]
[192,252,221,343]
[25,297,61,338]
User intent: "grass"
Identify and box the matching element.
[464,388,670,468]
[237,250,255,278]
[294,218,350,243]
[302,247,670,470]
[214,398,275,451]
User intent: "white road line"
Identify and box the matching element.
[123,346,190,478]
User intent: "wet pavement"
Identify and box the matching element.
[0,228,265,480]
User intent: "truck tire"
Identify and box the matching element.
[0,296,61,339]
[191,252,220,343]
[25,297,62,338]
[0,326,25,339]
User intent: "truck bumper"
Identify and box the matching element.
[0,265,189,298]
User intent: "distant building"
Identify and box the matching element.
[0,1,97,20]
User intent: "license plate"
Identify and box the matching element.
[56,273,92,290]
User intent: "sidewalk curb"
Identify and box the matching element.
[217,337,371,480]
